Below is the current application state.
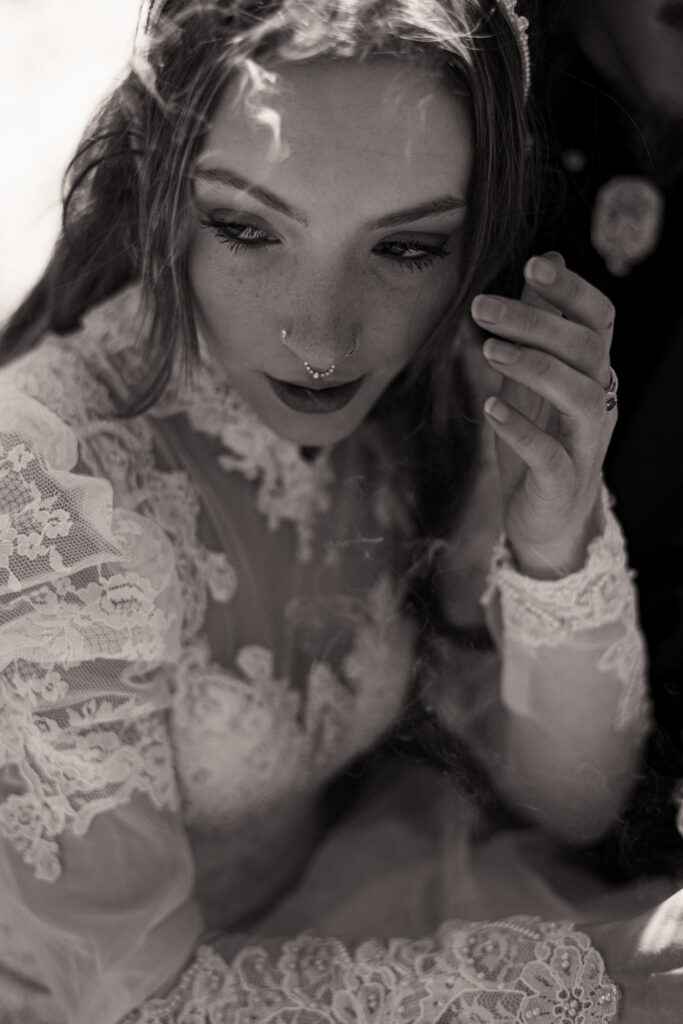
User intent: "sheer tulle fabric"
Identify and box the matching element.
[0,287,656,1023]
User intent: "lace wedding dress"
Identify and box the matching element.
[0,285,660,1023]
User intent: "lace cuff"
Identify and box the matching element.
[483,485,636,647]
[482,484,649,731]
[123,917,619,1023]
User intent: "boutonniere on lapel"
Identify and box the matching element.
[591,175,664,276]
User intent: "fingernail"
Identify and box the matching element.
[472,296,506,324]
[526,257,557,285]
[483,338,519,364]
[484,397,510,423]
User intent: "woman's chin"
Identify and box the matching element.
[259,401,370,448]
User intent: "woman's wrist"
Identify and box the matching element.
[484,484,636,647]
[506,491,605,580]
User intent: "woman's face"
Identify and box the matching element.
[189,58,472,446]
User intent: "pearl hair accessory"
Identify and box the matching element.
[497,0,531,95]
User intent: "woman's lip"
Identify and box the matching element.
[265,374,364,414]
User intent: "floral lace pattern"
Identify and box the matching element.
[0,288,411,885]
[487,489,632,643]
[0,397,183,882]
[156,339,335,565]
[123,918,619,1024]
[0,708,176,884]
[0,287,643,1024]
[172,575,411,822]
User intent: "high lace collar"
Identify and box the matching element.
[80,283,336,561]
[153,328,336,563]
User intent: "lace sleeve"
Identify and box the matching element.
[423,482,651,842]
[483,483,650,733]
[0,387,183,880]
[0,387,203,1023]
[123,917,619,1023]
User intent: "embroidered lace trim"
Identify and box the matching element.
[123,917,619,1024]
[171,575,411,821]
[0,393,182,882]
[484,485,648,729]
[156,338,335,564]
[0,293,409,882]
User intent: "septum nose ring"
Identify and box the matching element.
[303,361,335,380]
[280,329,359,381]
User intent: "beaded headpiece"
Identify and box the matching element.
[497,0,531,94]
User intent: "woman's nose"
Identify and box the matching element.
[280,277,361,372]
[280,316,359,372]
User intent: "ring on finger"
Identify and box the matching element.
[604,366,618,412]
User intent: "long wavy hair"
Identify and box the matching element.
[0,0,538,827]
[1,0,532,427]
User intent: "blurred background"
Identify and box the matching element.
[0,0,141,319]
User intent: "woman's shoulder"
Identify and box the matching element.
[0,286,181,670]
[0,288,159,566]
[0,285,145,434]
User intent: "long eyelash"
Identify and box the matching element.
[218,238,249,254]
[199,216,448,271]
[388,254,439,273]
[199,216,267,252]
[199,216,240,247]
[385,247,448,273]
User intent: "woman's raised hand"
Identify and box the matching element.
[471,252,617,578]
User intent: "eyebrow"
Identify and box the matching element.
[195,165,466,230]
[367,196,466,230]
[195,167,309,224]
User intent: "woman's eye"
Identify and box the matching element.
[200,216,278,252]
[375,239,448,273]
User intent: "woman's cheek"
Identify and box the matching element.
[190,247,256,324]
[373,267,457,363]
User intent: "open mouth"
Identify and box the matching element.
[265,374,364,414]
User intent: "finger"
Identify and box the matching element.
[523,253,616,337]
[471,294,610,385]
[482,336,615,432]
[495,253,565,429]
[519,251,565,315]
[483,395,572,481]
